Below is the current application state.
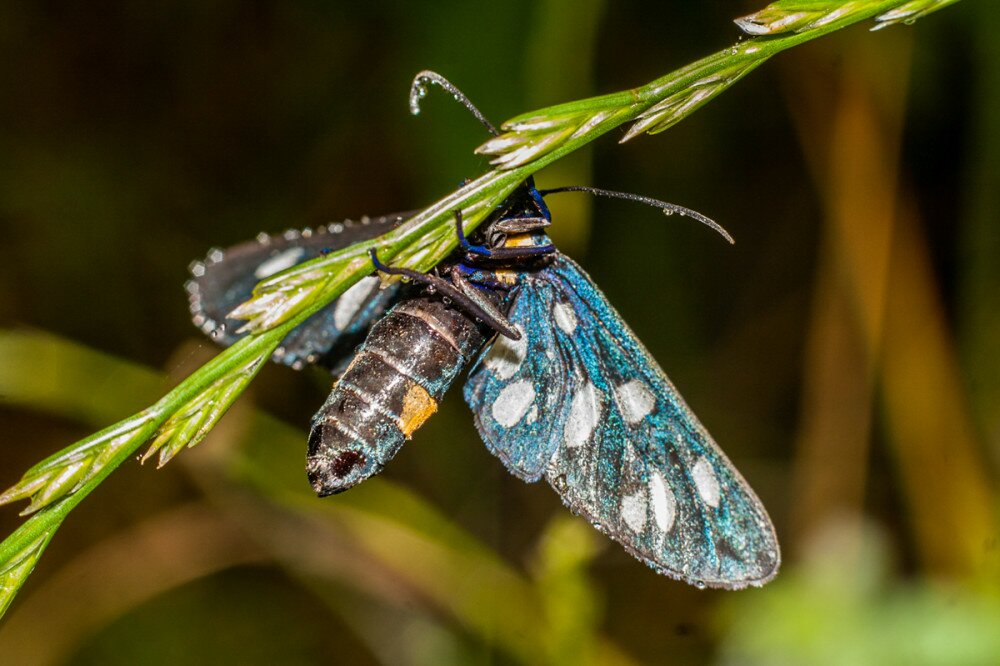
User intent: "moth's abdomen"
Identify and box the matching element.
[307,296,491,496]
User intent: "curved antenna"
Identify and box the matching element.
[409,70,500,137]
[537,186,734,244]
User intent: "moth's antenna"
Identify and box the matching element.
[409,70,500,137]
[538,186,734,244]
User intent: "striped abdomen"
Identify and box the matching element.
[307,295,495,495]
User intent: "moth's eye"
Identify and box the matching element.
[488,230,507,248]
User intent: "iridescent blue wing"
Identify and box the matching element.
[465,255,780,588]
[187,214,408,370]
[463,288,571,481]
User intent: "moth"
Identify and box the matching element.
[187,73,780,589]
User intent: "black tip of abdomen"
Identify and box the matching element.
[307,421,374,496]
[307,448,368,496]
[308,472,347,497]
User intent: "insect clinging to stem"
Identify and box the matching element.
[187,71,780,589]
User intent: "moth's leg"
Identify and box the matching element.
[454,208,493,257]
[446,264,518,335]
[369,249,519,340]
[453,263,517,291]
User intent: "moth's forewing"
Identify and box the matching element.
[465,255,779,588]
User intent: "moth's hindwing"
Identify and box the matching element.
[187,213,409,369]
[465,255,780,588]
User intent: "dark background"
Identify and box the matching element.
[1,2,998,664]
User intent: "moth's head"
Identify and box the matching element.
[479,178,552,247]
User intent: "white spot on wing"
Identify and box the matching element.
[564,382,602,448]
[553,301,577,334]
[649,472,676,532]
[692,456,721,508]
[484,325,527,379]
[615,379,655,424]
[255,247,306,279]
[621,489,647,532]
[333,276,379,330]
[492,379,535,427]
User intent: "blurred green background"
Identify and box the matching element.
[1,1,998,664]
